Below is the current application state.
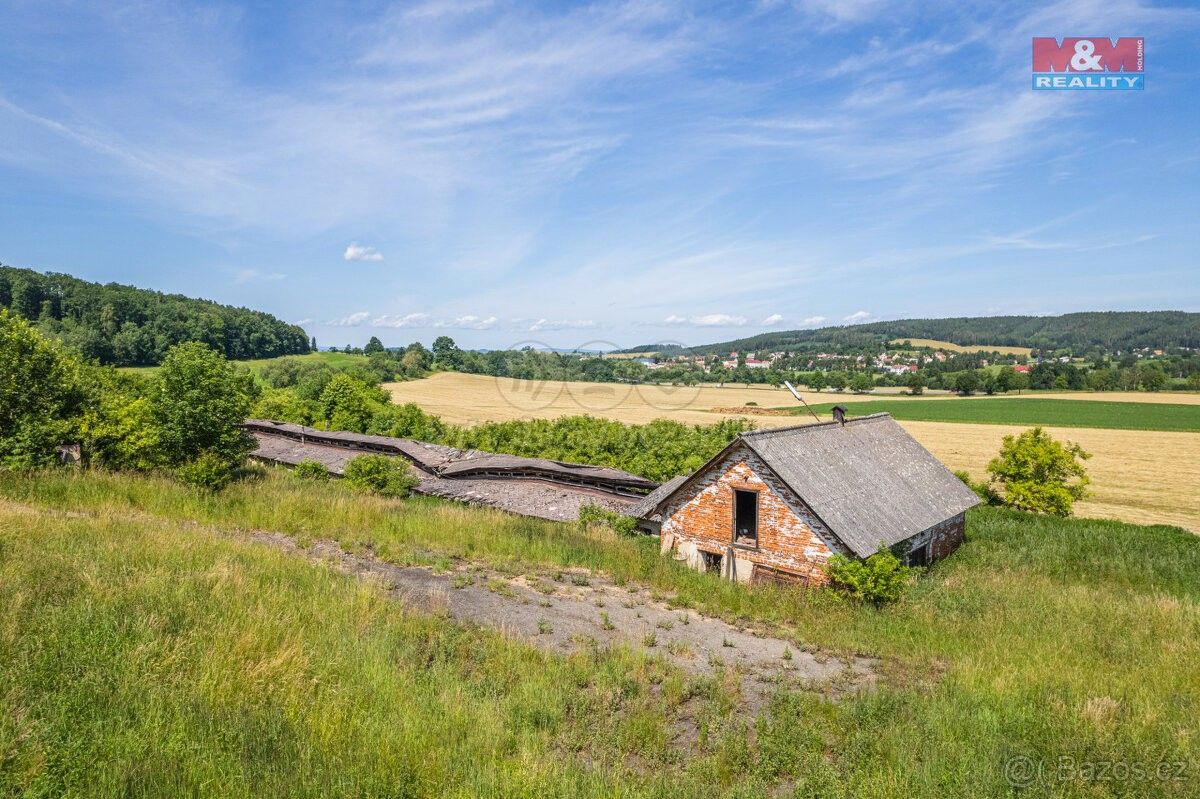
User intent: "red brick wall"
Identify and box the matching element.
[929,512,966,561]
[660,445,843,585]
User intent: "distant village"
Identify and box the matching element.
[608,341,1197,394]
[326,333,1199,395]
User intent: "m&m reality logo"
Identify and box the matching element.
[1032,37,1144,90]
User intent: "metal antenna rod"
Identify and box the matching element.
[783,380,821,422]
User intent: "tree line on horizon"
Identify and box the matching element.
[632,311,1200,357]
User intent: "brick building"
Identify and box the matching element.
[635,413,979,587]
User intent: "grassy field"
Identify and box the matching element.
[802,399,1200,432]
[889,338,1034,356]
[121,350,369,377]
[1,469,1197,797]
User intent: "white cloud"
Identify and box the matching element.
[435,315,498,330]
[328,310,371,326]
[662,313,748,327]
[794,0,889,25]
[692,313,747,327]
[344,243,384,262]
[761,313,784,325]
[528,318,596,332]
[843,310,872,323]
[401,0,493,23]
[801,315,827,327]
[371,313,429,328]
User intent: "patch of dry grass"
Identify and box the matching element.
[901,421,1200,532]
[383,373,937,427]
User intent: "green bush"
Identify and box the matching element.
[342,455,418,497]
[257,390,751,483]
[986,427,1090,516]
[176,452,236,492]
[293,459,330,480]
[825,547,912,605]
[578,504,638,536]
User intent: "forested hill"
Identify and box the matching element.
[0,265,311,366]
[641,311,1200,355]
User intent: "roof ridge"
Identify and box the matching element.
[740,412,893,439]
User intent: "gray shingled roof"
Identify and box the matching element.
[644,413,979,558]
[629,474,689,521]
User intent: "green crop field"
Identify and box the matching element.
[797,398,1200,432]
[236,350,371,376]
[1,469,1197,797]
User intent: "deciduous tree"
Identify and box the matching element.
[953,370,981,395]
[432,336,462,368]
[149,342,258,468]
[986,427,1090,516]
[849,372,874,393]
[0,309,86,468]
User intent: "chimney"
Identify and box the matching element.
[831,405,847,425]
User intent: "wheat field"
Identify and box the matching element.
[385,373,1200,532]
[384,372,1200,425]
[901,421,1200,531]
[889,338,1034,356]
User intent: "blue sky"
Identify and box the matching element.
[1,0,1197,350]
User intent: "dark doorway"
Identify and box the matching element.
[733,489,758,545]
[905,543,929,567]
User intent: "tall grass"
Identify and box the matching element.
[2,469,1198,797]
[0,509,757,797]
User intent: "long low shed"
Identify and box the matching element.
[240,419,662,494]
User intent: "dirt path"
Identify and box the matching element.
[3,500,876,711]
[251,533,876,711]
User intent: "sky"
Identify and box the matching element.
[1,0,1198,351]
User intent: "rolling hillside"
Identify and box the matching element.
[630,311,1200,355]
[2,469,1198,796]
[0,264,311,366]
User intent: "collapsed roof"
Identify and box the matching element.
[243,419,657,495]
